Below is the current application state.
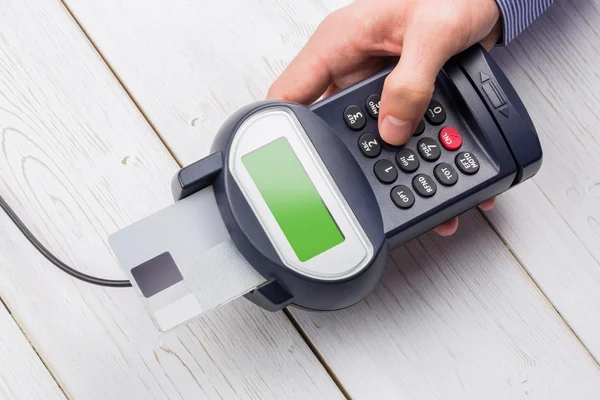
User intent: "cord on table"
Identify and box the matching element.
[0,194,131,288]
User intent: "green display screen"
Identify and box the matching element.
[242,137,344,262]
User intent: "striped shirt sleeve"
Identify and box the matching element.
[495,0,554,44]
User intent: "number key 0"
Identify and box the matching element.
[425,100,446,125]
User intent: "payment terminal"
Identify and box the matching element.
[108,44,542,331]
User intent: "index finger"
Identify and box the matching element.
[267,10,367,104]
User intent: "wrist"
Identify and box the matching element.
[481,19,504,50]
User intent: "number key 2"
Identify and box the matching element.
[358,133,382,158]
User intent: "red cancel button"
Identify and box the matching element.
[439,126,462,151]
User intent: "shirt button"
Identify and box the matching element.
[455,152,480,175]
[374,160,398,184]
[439,127,462,151]
[365,94,381,119]
[395,148,420,173]
[417,137,441,162]
[412,174,437,197]
[344,105,366,130]
[391,185,416,209]
[434,163,459,186]
[358,133,382,158]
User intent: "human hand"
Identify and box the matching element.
[267,0,502,236]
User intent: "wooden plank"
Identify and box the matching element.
[62,0,346,165]
[293,211,600,398]
[62,0,600,397]
[0,1,343,399]
[0,304,66,400]
[484,0,600,359]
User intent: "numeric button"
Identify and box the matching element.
[365,94,380,119]
[358,133,381,158]
[455,152,480,175]
[374,160,398,184]
[417,138,441,162]
[395,148,419,173]
[425,100,446,125]
[434,163,458,186]
[344,105,366,130]
[412,174,437,197]
[414,119,425,136]
[391,185,415,209]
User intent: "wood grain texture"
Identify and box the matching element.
[62,0,348,165]
[0,306,66,400]
[294,211,600,399]
[0,1,342,399]
[62,0,600,397]
[485,0,600,358]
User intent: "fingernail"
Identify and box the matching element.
[381,115,412,145]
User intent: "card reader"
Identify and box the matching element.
[109,45,542,331]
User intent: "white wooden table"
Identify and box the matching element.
[0,0,599,398]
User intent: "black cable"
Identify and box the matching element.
[0,194,131,288]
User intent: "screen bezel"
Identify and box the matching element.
[229,107,373,280]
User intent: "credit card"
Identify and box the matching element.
[109,187,266,331]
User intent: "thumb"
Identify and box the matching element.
[379,34,455,145]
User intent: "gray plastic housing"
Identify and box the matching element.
[171,45,542,312]
[209,102,388,312]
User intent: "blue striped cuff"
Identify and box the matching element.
[495,0,554,44]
